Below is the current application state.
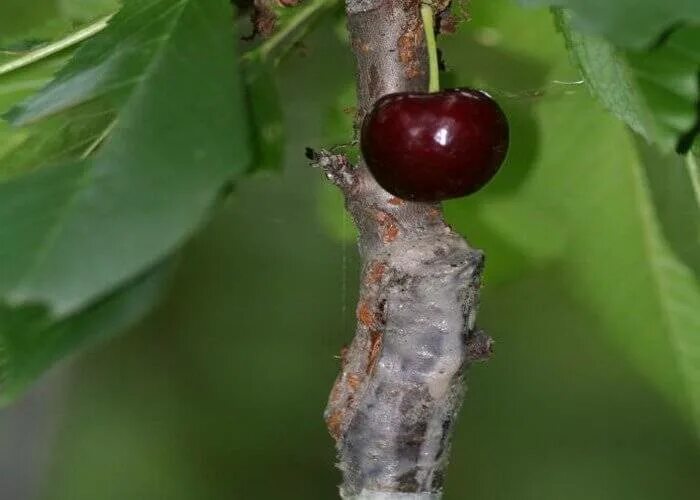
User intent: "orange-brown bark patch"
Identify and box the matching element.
[346,373,362,392]
[367,261,387,284]
[357,300,375,327]
[398,17,423,79]
[325,409,343,439]
[384,223,399,243]
[428,207,442,219]
[367,330,384,375]
[338,345,349,366]
[375,211,400,243]
[327,376,343,406]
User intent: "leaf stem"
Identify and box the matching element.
[0,15,112,77]
[686,153,700,208]
[421,3,439,93]
[80,120,116,159]
[249,0,334,64]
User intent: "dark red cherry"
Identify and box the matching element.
[360,88,509,202]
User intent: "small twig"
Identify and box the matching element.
[466,330,494,362]
[307,148,357,189]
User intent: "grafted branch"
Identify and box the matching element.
[315,1,490,498]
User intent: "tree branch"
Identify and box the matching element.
[315,1,490,498]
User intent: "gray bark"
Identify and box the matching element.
[313,1,491,498]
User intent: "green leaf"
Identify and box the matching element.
[442,0,700,431]
[0,53,69,166]
[556,10,700,152]
[490,75,700,429]
[519,0,700,49]
[0,0,252,316]
[0,14,116,181]
[0,262,172,404]
[638,144,700,280]
[634,144,700,428]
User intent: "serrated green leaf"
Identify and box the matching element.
[0,27,169,403]
[519,0,700,49]
[0,0,252,316]
[0,261,172,403]
[556,10,700,152]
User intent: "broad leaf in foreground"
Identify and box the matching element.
[0,0,252,316]
[0,0,341,402]
[556,10,700,153]
[0,263,172,403]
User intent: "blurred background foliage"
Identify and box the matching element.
[1,0,699,499]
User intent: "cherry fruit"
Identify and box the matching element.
[360,88,509,202]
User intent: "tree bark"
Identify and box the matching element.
[314,1,491,498]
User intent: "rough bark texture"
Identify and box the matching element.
[316,1,491,498]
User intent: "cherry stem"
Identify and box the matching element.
[421,3,440,93]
